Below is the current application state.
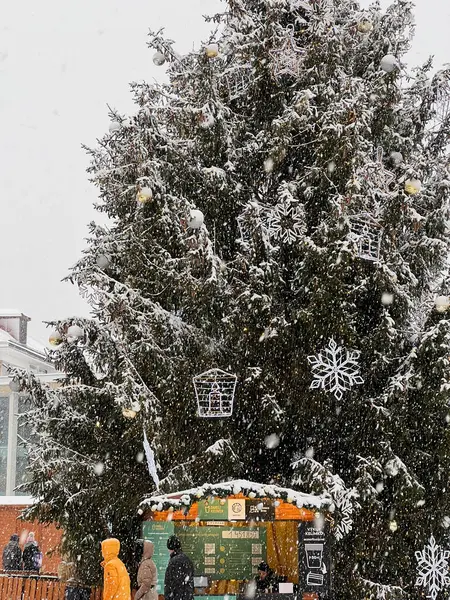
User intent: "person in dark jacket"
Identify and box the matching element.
[22,532,41,572]
[164,536,194,600]
[2,534,22,571]
[254,562,282,592]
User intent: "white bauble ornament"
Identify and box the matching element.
[205,43,219,58]
[264,433,280,449]
[136,187,153,204]
[67,325,84,342]
[109,121,121,133]
[199,113,215,129]
[94,462,104,476]
[357,20,373,33]
[389,520,398,532]
[9,379,20,393]
[381,292,394,306]
[390,151,403,165]
[153,52,166,66]
[96,254,111,270]
[380,54,398,73]
[188,209,204,229]
[435,295,450,313]
[248,491,256,499]
[131,401,141,413]
[49,331,63,346]
[404,179,422,195]
[122,408,137,419]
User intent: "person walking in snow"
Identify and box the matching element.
[135,541,158,600]
[22,532,42,572]
[2,534,22,571]
[164,536,194,600]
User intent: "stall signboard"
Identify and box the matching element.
[298,521,332,599]
[198,498,275,521]
[142,520,175,592]
[177,525,266,580]
[246,499,275,521]
[198,499,229,520]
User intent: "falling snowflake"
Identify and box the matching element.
[416,536,450,600]
[265,201,306,244]
[308,339,364,400]
[269,27,305,79]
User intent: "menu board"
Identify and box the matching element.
[142,520,175,593]
[298,521,332,599]
[177,526,266,580]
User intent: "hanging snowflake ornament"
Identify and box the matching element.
[433,82,450,127]
[308,339,364,401]
[265,201,306,244]
[416,536,450,600]
[269,26,304,80]
[348,214,382,263]
[193,368,237,418]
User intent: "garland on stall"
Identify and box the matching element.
[138,481,331,515]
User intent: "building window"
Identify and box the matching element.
[0,393,32,496]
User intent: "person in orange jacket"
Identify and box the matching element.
[101,538,131,600]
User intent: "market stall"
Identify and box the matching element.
[138,480,332,600]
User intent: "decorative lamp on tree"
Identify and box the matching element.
[193,368,237,418]
[348,214,382,263]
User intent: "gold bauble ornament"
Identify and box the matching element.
[435,295,450,313]
[49,331,63,346]
[404,178,422,195]
[136,187,153,204]
[205,43,219,58]
[122,408,137,419]
[357,20,373,33]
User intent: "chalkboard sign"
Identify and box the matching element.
[142,520,175,593]
[298,521,332,599]
[177,526,266,580]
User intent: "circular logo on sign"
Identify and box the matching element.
[232,502,242,514]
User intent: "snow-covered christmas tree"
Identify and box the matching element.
[18,0,450,594]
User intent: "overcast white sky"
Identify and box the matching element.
[0,0,448,343]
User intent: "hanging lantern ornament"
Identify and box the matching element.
[188,209,204,230]
[380,54,398,73]
[109,121,121,133]
[193,368,237,418]
[136,187,153,204]
[49,330,63,346]
[153,52,166,66]
[205,43,219,58]
[405,179,422,195]
[67,325,84,343]
[435,295,450,313]
[357,19,373,33]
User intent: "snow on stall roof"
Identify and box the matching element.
[140,479,330,510]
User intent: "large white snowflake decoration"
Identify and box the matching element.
[368,147,396,192]
[193,368,237,418]
[308,339,364,401]
[265,201,306,244]
[269,26,305,79]
[348,213,382,263]
[220,64,253,101]
[416,536,450,600]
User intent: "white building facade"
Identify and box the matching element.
[0,310,62,496]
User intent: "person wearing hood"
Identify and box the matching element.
[135,541,157,600]
[23,532,42,572]
[164,535,194,600]
[101,538,131,600]
[2,534,22,571]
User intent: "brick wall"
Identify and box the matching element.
[0,505,61,575]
